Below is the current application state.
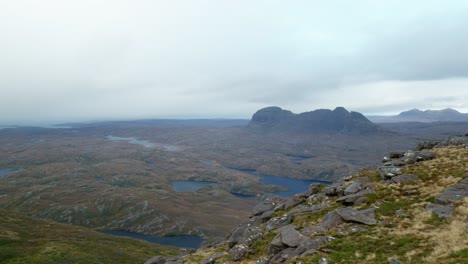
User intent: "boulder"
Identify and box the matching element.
[289,204,324,216]
[388,151,405,159]
[344,182,362,195]
[426,203,455,219]
[270,248,298,263]
[295,236,334,254]
[228,226,246,248]
[242,226,264,246]
[229,243,250,261]
[336,188,373,206]
[416,150,436,161]
[378,166,402,179]
[391,174,420,184]
[335,208,377,225]
[321,211,346,229]
[266,214,293,231]
[261,210,275,222]
[280,226,308,247]
[435,178,468,205]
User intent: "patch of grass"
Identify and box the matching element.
[0,209,178,263]
[377,200,413,217]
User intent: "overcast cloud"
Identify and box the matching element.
[1,0,468,125]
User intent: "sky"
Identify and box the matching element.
[1,0,468,125]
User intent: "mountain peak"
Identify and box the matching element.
[249,106,378,134]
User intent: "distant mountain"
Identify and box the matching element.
[248,106,379,134]
[368,108,468,123]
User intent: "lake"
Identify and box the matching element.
[100,230,204,249]
[0,168,24,178]
[225,167,332,197]
[172,180,217,192]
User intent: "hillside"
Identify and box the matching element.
[150,135,468,263]
[248,107,379,134]
[0,209,178,263]
[368,108,468,123]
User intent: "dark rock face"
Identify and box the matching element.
[248,106,379,134]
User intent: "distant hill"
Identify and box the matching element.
[368,108,468,123]
[248,106,379,134]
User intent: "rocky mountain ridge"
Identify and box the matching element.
[248,107,379,134]
[146,134,468,263]
[368,108,468,123]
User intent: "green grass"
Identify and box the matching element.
[0,209,178,264]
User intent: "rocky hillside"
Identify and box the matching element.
[147,134,468,263]
[248,107,379,134]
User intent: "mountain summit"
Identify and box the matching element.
[248,106,378,134]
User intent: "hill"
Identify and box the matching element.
[0,209,178,263]
[368,108,468,123]
[248,107,379,134]
[152,134,468,263]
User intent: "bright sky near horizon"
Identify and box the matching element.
[1,0,467,125]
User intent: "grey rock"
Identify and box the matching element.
[266,214,293,231]
[416,150,436,161]
[289,204,324,216]
[300,249,319,257]
[285,195,306,210]
[335,207,377,225]
[426,203,455,218]
[435,178,468,205]
[295,236,334,253]
[301,225,328,236]
[144,256,166,264]
[255,258,270,264]
[253,201,275,216]
[229,243,250,261]
[389,151,405,159]
[336,188,373,205]
[353,196,368,206]
[261,210,275,222]
[227,226,246,248]
[391,174,420,184]
[318,257,331,264]
[269,233,287,255]
[344,182,362,195]
[280,225,308,247]
[348,225,368,233]
[378,166,402,179]
[270,248,298,263]
[321,211,345,229]
[200,252,225,264]
[309,183,322,194]
[242,226,264,246]
[388,258,402,264]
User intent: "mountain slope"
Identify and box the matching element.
[248,107,379,134]
[369,108,468,123]
[0,209,178,263]
[152,135,468,263]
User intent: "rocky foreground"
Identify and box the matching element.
[146,135,468,264]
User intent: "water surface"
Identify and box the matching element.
[172,180,217,192]
[101,230,204,249]
[0,168,24,178]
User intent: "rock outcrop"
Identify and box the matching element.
[248,106,379,134]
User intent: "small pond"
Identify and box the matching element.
[100,230,204,249]
[0,168,24,178]
[172,181,217,192]
[225,167,332,197]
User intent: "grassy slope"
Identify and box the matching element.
[0,209,178,264]
[184,147,468,263]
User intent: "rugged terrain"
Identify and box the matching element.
[0,208,178,263]
[1,107,467,246]
[151,134,468,263]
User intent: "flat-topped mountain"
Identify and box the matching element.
[248,106,379,134]
[368,108,468,123]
